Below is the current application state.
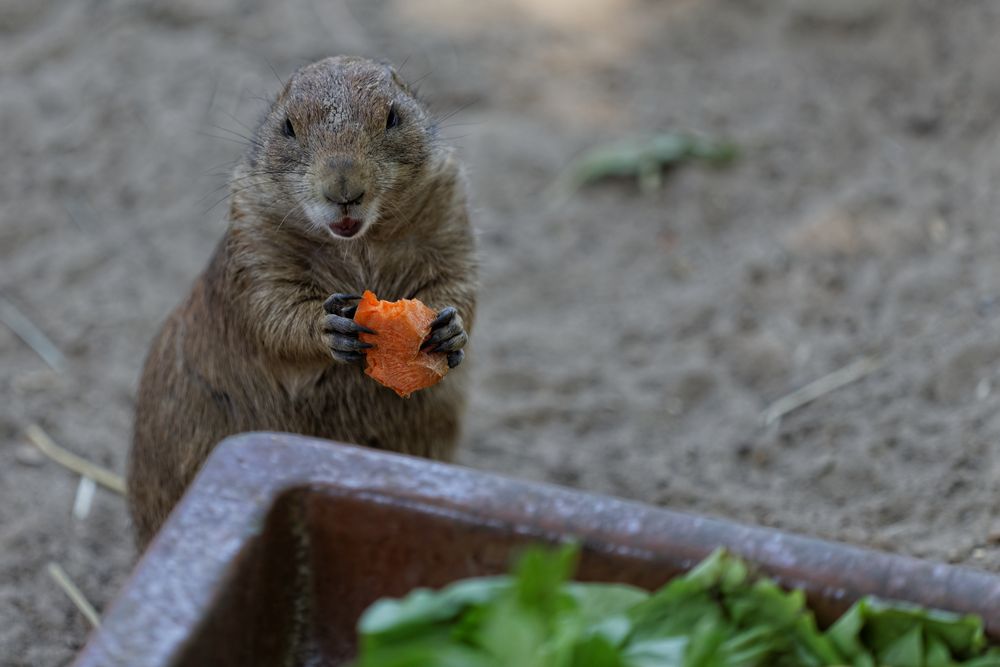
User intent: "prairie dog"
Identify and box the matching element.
[128,56,476,548]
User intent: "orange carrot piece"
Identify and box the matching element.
[354,290,449,398]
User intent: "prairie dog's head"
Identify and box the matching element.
[238,56,436,240]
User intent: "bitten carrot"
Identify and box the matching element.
[354,291,449,398]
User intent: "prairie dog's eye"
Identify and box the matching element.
[386,103,400,130]
[283,117,296,138]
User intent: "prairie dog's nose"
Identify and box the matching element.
[323,157,366,206]
[325,186,365,207]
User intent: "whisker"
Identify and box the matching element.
[198,132,258,149]
[204,125,268,152]
[197,169,302,204]
[220,109,257,135]
[200,160,241,177]
[203,181,271,215]
[410,70,434,89]
[434,100,478,125]
[436,121,480,130]
[265,58,286,89]
[277,200,307,232]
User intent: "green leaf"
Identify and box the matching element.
[879,625,924,667]
[512,543,579,622]
[827,601,868,659]
[586,615,636,648]
[566,582,649,624]
[476,595,552,667]
[354,641,493,667]
[927,635,955,667]
[570,635,627,667]
[621,636,687,667]
[963,653,1000,667]
[682,614,732,667]
[787,613,847,666]
[359,576,510,647]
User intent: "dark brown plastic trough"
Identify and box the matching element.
[74,433,1000,666]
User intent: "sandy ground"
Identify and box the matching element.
[5,0,1000,663]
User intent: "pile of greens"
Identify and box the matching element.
[353,546,1000,667]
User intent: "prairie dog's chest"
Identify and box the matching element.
[310,239,432,300]
[271,363,327,402]
[271,362,364,405]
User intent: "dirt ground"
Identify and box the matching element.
[5,0,1000,663]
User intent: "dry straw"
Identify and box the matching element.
[24,424,125,495]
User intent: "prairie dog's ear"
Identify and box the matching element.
[275,73,295,102]
[380,61,413,95]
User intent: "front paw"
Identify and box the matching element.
[322,293,374,364]
[421,306,468,369]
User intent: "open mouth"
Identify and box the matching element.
[329,217,362,238]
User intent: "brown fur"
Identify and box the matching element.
[128,56,477,548]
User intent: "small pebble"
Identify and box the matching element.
[664,397,684,417]
[985,521,1000,544]
[977,378,991,401]
[928,218,948,245]
[15,444,44,466]
[12,369,61,395]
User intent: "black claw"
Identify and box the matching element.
[324,293,361,314]
[343,305,358,319]
[331,350,365,364]
[421,333,443,351]
[329,334,373,352]
[429,307,457,331]
[447,350,464,368]
[434,331,468,353]
[324,314,374,336]
[422,321,464,351]
[420,334,441,351]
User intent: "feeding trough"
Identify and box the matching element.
[73,433,1000,666]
